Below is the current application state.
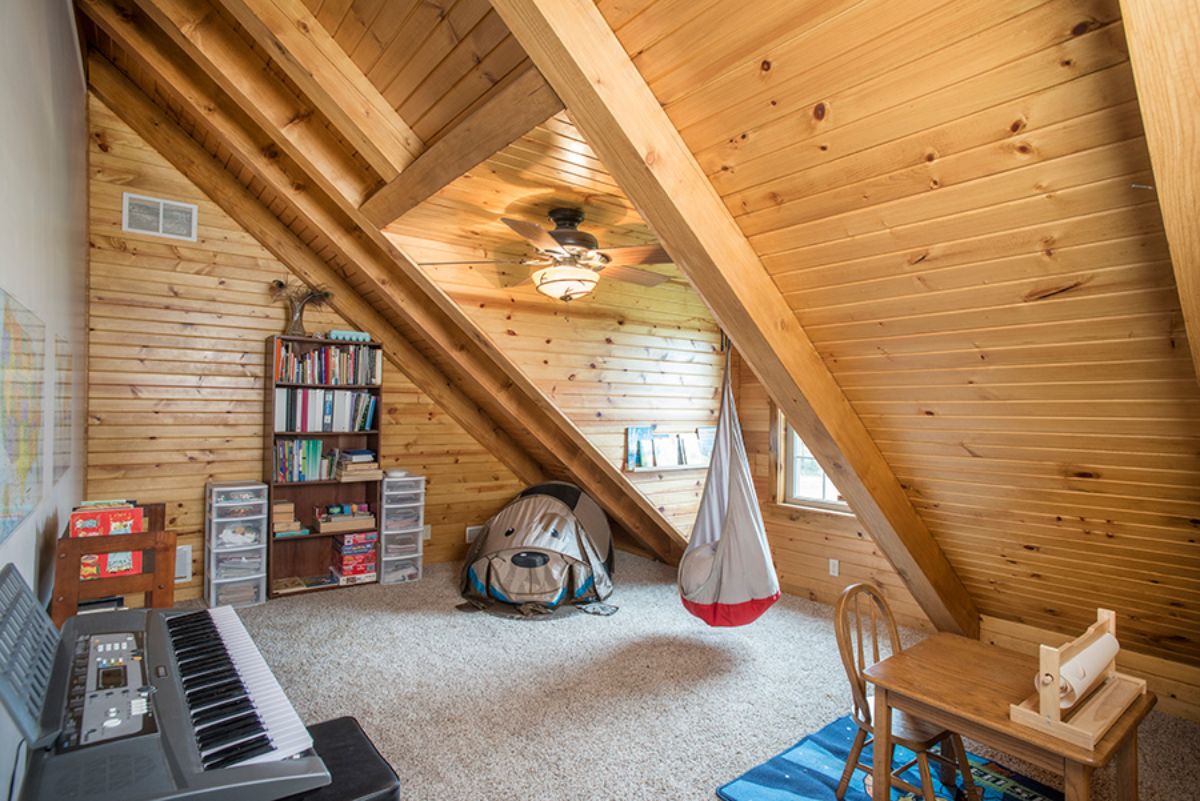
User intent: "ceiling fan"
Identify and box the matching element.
[418,207,673,302]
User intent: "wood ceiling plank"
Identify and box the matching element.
[216,0,422,179]
[86,49,547,487]
[1118,0,1200,384]
[360,66,562,227]
[491,0,979,635]
[123,0,376,205]
[85,0,687,563]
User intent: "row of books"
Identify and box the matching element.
[274,439,337,483]
[274,339,382,386]
[273,388,377,433]
[273,445,382,484]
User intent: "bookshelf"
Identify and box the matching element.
[265,335,384,598]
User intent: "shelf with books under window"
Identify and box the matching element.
[264,335,384,599]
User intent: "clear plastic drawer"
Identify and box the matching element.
[212,485,268,505]
[212,551,264,580]
[381,556,421,585]
[382,505,422,533]
[383,490,423,507]
[211,518,265,550]
[213,577,263,607]
[211,502,267,521]
[384,477,424,493]
[381,531,420,559]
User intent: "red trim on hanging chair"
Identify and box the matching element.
[681,591,781,627]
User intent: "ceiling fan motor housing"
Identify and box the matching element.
[546,207,599,251]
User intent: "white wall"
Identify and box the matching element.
[0,0,88,597]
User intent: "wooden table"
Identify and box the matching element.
[863,633,1154,801]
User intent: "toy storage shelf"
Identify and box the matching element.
[265,334,384,599]
[205,481,268,608]
[380,475,425,585]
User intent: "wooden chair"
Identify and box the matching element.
[834,583,979,801]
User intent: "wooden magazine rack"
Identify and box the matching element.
[50,503,174,627]
[1008,608,1146,750]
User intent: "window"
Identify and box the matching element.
[783,424,845,507]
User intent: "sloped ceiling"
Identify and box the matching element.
[591,0,1200,664]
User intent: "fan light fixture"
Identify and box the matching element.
[531,264,598,302]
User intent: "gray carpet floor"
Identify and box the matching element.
[237,554,1198,801]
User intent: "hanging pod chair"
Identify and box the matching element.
[678,350,780,626]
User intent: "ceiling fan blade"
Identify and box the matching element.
[501,217,570,257]
[602,265,671,287]
[595,243,672,266]
[418,259,528,265]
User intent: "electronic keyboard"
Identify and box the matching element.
[0,564,329,801]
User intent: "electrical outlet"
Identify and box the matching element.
[422,524,432,541]
[465,525,484,543]
[828,558,840,577]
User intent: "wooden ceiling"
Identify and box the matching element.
[76,0,1199,661]
[386,110,680,283]
[298,0,531,145]
[582,0,1199,663]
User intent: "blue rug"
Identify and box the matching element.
[717,717,1062,801]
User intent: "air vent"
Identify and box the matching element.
[121,192,197,241]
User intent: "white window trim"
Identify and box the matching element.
[782,423,848,510]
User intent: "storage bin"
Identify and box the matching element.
[383,490,422,506]
[212,485,268,505]
[210,518,265,550]
[212,551,265,580]
[211,502,267,521]
[380,556,421,585]
[381,531,420,559]
[383,476,424,493]
[382,505,422,532]
[213,577,263,607]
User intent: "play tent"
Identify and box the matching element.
[461,482,613,610]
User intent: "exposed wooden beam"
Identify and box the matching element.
[87,0,685,562]
[86,49,547,489]
[216,0,422,181]
[1119,0,1200,383]
[491,0,979,635]
[360,65,563,227]
[129,0,376,206]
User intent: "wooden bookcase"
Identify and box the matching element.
[265,335,383,598]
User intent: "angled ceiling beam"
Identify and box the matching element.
[491,0,978,635]
[85,49,546,488]
[215,0,422,181]
[359,65,563,227]
[129,0,376,206]
[89,0,685,562]
[1118,0,1200,384]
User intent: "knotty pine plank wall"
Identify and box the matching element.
[394,234,722,537]
[736,357,931,632]
[87,95,520,600]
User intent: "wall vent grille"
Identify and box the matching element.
[122,192,197,241]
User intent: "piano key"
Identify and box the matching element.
[192,697,254,727]
[198,715,264,751]
[204,736,275,770]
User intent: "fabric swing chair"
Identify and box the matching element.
[678,349,780,626]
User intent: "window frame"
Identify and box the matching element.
[781,421,848,511]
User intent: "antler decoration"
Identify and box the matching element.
[271,279,333,337]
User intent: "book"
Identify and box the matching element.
[273,528,310,539]
[679,432,706,466]
[79,551,143,581]
[626,425,656,469]
[331,568,376,586]
[638,438,655,468]
[69,506,144,538]
[696,426,717,459]
[652,434,680,467]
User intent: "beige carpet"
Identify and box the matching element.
[237,554,1198,801]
